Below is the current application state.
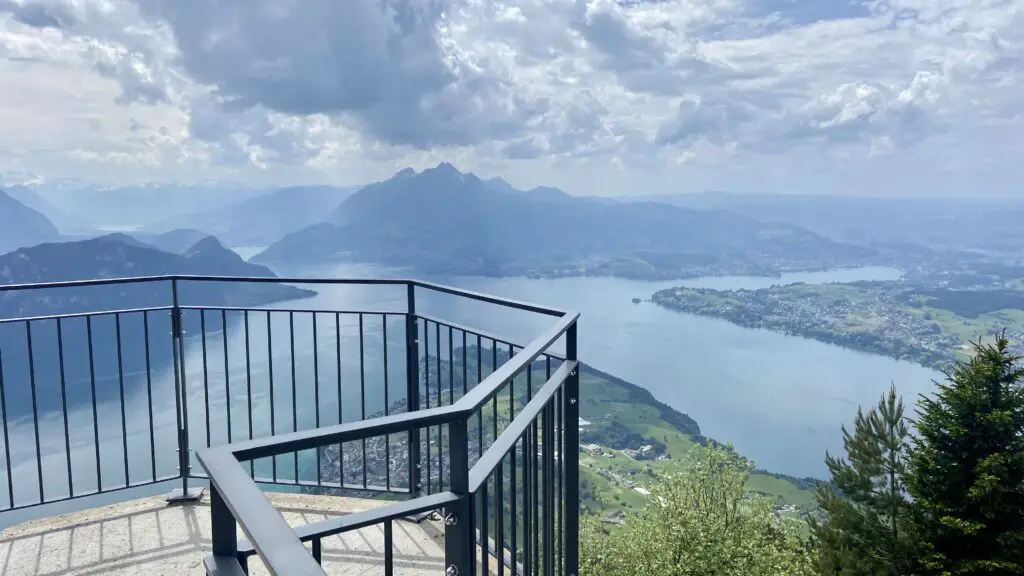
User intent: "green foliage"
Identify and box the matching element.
[906,334,1024,575]
[581,444,814,576]
[810,385,917,575]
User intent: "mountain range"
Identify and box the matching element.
[21,183,269,229]
[630,192,1024,258]
[0,233,314,318]
[253,163,877,278]
[142,185,359,246]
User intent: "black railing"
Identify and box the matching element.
[0,275,580,576]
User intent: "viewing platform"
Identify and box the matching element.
[0,276,580,575]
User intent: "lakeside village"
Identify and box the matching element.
[651,282,1024,369]
[311,409,803,525]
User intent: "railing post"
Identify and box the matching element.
[445,417,475,576]
[406,283,422,497]
[209,484,237,557]
[564,323,579,576]
[169,278,203,503]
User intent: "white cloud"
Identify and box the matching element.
[0,0,1022,196]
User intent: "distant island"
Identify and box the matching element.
[652,281,1024,371]
[252,163,879,281]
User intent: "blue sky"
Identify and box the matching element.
[0,0,1022,198]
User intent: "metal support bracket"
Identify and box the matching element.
[167,487,205,503]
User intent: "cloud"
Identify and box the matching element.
[0,0,1023,196]
[0,0,76,29]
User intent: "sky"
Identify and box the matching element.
[0,0,1022,198]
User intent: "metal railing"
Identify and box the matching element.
[0,275,580,575]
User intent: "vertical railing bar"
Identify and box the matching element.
[383,315,390,491]
[492,343,498,445]
[0,348,13,509]
[523,427,531,576]
[244,310,254,478]
[359,312,367,489]
[477,335,483,461]
[448,325,454,405]
[527,364,533,402]
[201,310,211,448]
[313,312,321,486]
[508,344,516,423]
[143,313,155,483]
[26,321,43,503]
[481,478,489,576]
[267,310,276,482]
[436,321,443,491]
[544,401,555,576]
[384,519,395,576]
[405,284,420,496]
[223,309,231,444]
[533,417,539,576]
[87,315,101,492]
[497,456,505,576]
[462,330,468,396]
[424,320,431,494]
[336,312,344,485]
[435,321,442,490]
[290,311,298,483]
[115,313,129,487]
[445,417,472,576]
[557,386,564,574]
[565,323,580,576]
[511,435,518,576]
[57,317,74,494]
[312,537,322,564]
[169,282,184,491]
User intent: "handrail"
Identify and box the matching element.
[0,275,569,316]
[198,448,325,576]
[236,491,462,556]
[468,360,575,492]
[456,312,578,412]
[0,305,173,324]
[411,279,568,317]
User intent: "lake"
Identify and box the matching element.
[267,262,938,479]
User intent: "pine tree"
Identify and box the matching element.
[906,334,1024,575]
[810,385,916,575]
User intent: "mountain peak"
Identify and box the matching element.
[423,162,466,178]
[184,235,226,256]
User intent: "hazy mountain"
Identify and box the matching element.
[26,183,269,229]
[130,228,211,254]
[144,185,359,246]
[632,192,1024,256]
[0,233,315,318]
[254,164,875,277]
[4,184,95,234]
[0,189,61,254]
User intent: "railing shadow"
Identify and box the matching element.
[0,492,446,576]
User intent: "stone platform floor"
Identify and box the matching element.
[0,491,455,575]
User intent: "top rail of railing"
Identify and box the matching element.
[0,275,568,317]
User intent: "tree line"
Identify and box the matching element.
[581,334,1024,575]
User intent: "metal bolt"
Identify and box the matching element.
[446,565,459,576]
[570,369,577,376]
[570,397,577,405]
[444,513,458,527]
